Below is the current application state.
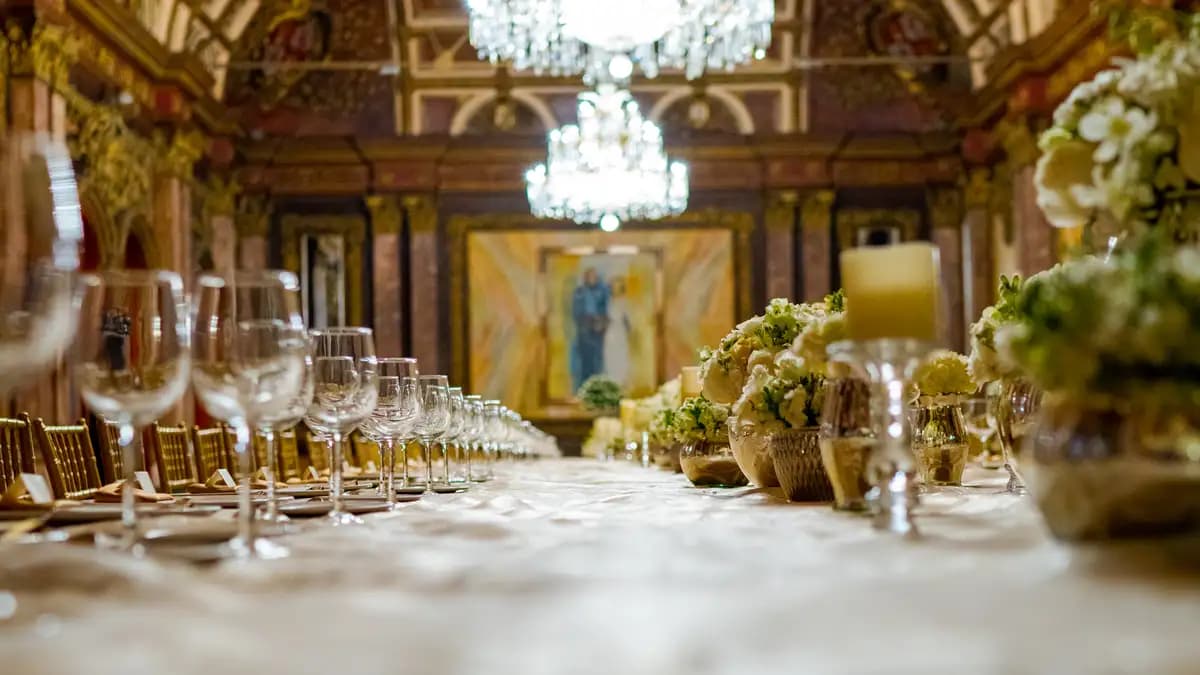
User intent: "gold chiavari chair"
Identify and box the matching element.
[0,414,36,495]
[224,425,252,472]
[193,425,231,480]
[148,422,195,493]
[351,432,382,470]
[34,418,103,500]
[95,419,123,484]
[304,430,329,474]
[278,429,301,482]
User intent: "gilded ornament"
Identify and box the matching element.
[800,190,834,231]
[964,168,991,210]
[159,129,206,180]
[235,194,274,239]
[926,186,962,230]
[366,194,403,235]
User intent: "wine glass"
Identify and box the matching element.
[192,271,308,557]
[463,395,484,482]
[482,400,503,479]
[307,327,378,524]
[1,133,83,396]
[413,375,450,492]
[256,350,314,523]
[74,271,190,550]
[443,387,467,484]
[359,357,419,508]
[995,379,1043,494]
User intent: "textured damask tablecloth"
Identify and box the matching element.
[1,459,1199,675]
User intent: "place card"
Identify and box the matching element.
[215,469,237,488]
[307,466,320,480]
[5,473,54,505]
[134,471,157,494]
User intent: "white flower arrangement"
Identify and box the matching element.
[913,350,976,400]
[582,416,623,458]
[699,298,812,404]
[732,350,824,432]
[967,275,1023,384]
[791,290,848,378]
[995,239,1200,406]
[1034,18,1200,236]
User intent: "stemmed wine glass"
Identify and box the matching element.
[1,133,83,396]
[462,394,484,482]
[307,328,378,524]
[74,271,190,550]
[413,375,450,491]
[256,350,314,523]
[442,387,467,484]
[359,357,419,509]
[192,271,308,558]
[482,400,502,479]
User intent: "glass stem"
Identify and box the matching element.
[401,437,410,487]
[384,438,396,508]
[331,431,346,515]
[997,381,1025,493]
[377,444,386,495]
[234,420,256,553]
[868,375,918,535]
[263,428,279,521]
[423,437,434,491]
[118,421,139,548]
[442,439,451,484]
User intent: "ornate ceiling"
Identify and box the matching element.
[118,0,1066,139]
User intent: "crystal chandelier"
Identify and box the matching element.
[466,0,774,82]
[525,86,688,231]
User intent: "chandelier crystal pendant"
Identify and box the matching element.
[466,0,774,83]
[525,85,688,231]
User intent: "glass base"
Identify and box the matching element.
[227,536,290,560]
[94,529,141,554]
[258,510,291,525]
[327,510,364,526]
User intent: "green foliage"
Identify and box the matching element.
[576,375,622,413]
[670,396,731,444]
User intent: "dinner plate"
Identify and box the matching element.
[275,486,330,498]
[394,485,470,495]
[183,495,296,508]
[277,500,405,517]
[42,504,222,525]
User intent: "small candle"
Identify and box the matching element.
[840,242,941,342]
[619,399,637,428]
[680,366,702,398]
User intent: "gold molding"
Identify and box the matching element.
[366,194,403,235]
[402,194,438,233]
[926,185,963,230]
[280,214,367,326]
[235,194,273,239]
[964,167,991,210]
[445,209,755,389]
[764,190,799,232]
[800,189,835,232]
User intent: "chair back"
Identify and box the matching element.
[35,418,102,500]
[224,425,249,471]
[95,419,123,484]
[149,422,195,492]
[0,414,35,495]
[192,425,231,479]
[305,430,329,473]
[352,433,381,469]
[278,429,301,481]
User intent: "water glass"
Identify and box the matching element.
[413,375,450,491]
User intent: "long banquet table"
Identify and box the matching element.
[2,459,1199,674]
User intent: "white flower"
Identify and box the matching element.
[1034,140,1097,228]
[1077,97,1157,163]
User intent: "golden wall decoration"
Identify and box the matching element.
[280,213,366,327]
[447,210,754,417]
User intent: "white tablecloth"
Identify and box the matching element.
[2,459,1199,675]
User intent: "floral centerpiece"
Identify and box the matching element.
[582,416,623,459]
[1034,5,1200,240]
[733,352,824,432]
[791,290,849,378]
[967,276,1024,384]
[699,298,817,404]
[909,350,976,486]
[576,375,622,415]
[669,396,746,487]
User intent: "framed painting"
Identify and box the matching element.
[541,246,664,405]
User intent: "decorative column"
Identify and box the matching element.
[236,194,272,270]
[799,189,834,302]
[927,185,965,351]
[962,168,993,328]
[1000,120,1056,275]
[403,194,440,375]
[763,190,798,300]
[366,194,405,358]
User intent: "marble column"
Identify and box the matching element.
[928,186,965,351]
[404,194,440,375]
[1001,120,1056,276]
[366,194,405,358]
[962,168,994,329]
[799,190,835,302]
[763,191,798,300]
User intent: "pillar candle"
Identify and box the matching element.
[680,366,702,398]
[619,399,637,429]
[840,242,941,342]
